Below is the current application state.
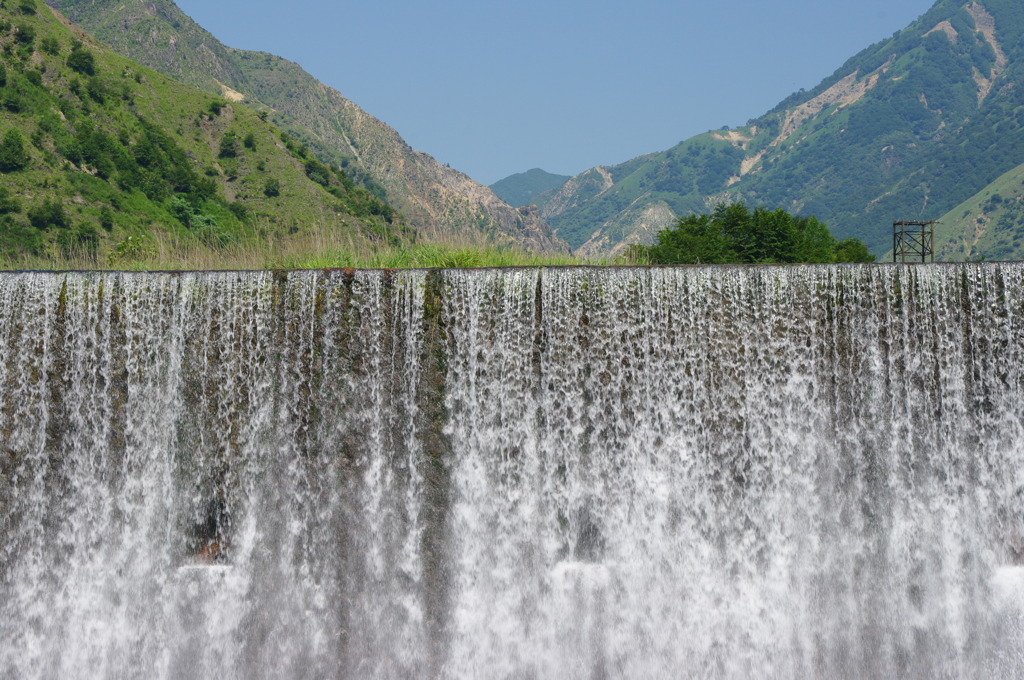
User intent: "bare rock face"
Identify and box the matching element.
[47,0,568,255]
[575,201,676,258]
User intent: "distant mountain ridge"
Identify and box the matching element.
[47,0,567,254]
[490,169,571,208]
[537,0,1024,260]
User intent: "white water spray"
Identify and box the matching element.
[1,264,1022,678]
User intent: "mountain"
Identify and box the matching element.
[931,161,1024,260]
[490,169,571,208]
[46,0,566,254]
[0,0,405,266]
[538,0,1024,260]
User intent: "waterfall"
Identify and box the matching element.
[1,264,1023,678]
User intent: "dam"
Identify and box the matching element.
[1,264,1023,678]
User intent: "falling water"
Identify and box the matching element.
[1,264,1023,678]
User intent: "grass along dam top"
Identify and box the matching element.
[1,263,1024,678]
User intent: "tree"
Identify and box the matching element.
[642,202,874,265]
[834,238,876,263]
[645,212,734,264]
[263,178,280,197]
[0,130,30,172]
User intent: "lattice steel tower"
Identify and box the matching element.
[893,220,937,263]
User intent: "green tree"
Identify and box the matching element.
[646,212,734,264]
[642,202,873,265]
[0,130,30,172]
[792,215,836,263]
[263,177,281,197]
[834,238,876,263]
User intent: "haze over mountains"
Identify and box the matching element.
[490,169,571,210]
[496,0,1024,261]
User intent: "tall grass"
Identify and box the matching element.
[1,227,616,271]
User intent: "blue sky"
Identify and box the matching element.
[175,0,937,185]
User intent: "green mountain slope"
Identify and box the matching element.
[47,0,566,254]
[540,0,1024,260]
[0,1,405,267]
[929,161,1024,260]
[490,169,571,207]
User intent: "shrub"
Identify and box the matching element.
[24,69,42,87]
[108,234,155,265]
[40,36,60,55]
[57,223,100,259]
[17,0,37,15]
[263,177,280,197]
[304,158,330,186]
[86,76,107,103]
[227,202,248,220]
[67,47,96,76]
[0,214,44,257]
[0,130,30,172]
[218,131,238,159]
[27,199,70,230]
[166,196,194,226]
[14,23,35,45]
[98,206,114,231]
[0,187,21,214]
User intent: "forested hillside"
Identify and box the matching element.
[47,0,567,254]
[537,0,1024,260]
[0,0,406,267]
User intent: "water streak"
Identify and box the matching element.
[1,264,1022,678]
